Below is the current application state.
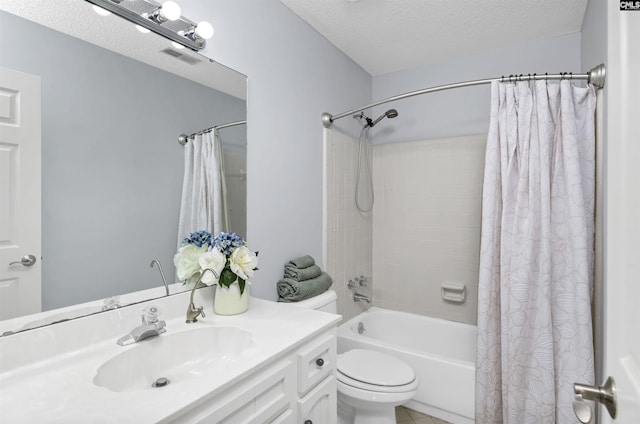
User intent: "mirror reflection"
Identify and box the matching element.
[0,0,247,334]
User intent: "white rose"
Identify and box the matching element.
[229,246,258,280]
[173,244,207,281]
[198,249,225,284]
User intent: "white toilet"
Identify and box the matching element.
[294,291,418,424]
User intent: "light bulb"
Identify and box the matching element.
[171,42,185,50]
[195,22,214,40]
[160,1,181,21]
[136,25,151,34]
[92,5,111,16]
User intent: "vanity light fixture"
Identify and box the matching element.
[84,0,213,51]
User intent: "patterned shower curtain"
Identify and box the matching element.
[177,130,229,248]
[476,80,596,423]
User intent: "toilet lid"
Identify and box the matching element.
[338,349,415,386]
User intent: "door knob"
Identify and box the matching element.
[8,254,37,267]
[574,376,617,419]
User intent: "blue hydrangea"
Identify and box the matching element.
[212,232,245,256]
[182,230,214,248]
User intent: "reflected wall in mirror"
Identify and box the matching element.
[0,0,247,334]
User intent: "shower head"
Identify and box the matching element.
[367,108,399,127]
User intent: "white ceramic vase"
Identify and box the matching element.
[214,282,249,315]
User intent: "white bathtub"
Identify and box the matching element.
[337,307,476,424]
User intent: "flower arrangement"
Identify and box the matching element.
[173,230,258,294]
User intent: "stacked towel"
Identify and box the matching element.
[284,263,322,281]
[287,255,316,269]
[277,255,333,302]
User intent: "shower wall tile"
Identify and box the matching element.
[323,129,373,322]
[324,131,485,325]
[372,135,486,324]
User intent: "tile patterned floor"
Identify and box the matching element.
[395,406,452,424]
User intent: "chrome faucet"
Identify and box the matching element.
[150,259,170,296]
[186,268,219,323]
[117,305,166,346]
[353,292,371,304]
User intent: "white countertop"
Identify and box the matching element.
[0,288,341,423]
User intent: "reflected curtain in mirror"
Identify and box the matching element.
[177,131,229,249]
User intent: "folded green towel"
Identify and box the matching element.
[288,255,315,269]
[284,264,322,281]
[277,272,333,302]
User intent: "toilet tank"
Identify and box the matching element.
[291,290,337,313]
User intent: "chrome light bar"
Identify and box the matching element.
[85,0,211,51]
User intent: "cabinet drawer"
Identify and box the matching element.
[297,376,337,424]
[297,331,336,395]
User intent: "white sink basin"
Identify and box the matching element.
[94,326,252,392]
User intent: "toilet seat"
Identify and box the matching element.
[337,371,419,393]
[337,349,418,393]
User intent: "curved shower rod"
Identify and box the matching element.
[321,63,606,128]
[178,120,247,145]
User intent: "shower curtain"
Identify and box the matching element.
[177,130,229,247]
[476,80,596,423]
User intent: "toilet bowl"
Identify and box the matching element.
[293,291,419,424]
[336,349,418,424]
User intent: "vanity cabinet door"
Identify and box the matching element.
[297,376,337,424]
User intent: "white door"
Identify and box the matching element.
[0,66,41,320]
[602,3,640,422]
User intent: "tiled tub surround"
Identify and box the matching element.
[0,288,341,422]
[324,128,374,322]
[372,135,486,324]
[324,130,485,324]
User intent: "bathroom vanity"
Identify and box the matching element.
[0,287,340,423]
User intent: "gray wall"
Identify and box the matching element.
[581,0,607,72]
[0,11,246,310]
[371,33,582,144]
[180,0,373,300]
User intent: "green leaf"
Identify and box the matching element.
[238,278,246,295]
[219,268,236,288]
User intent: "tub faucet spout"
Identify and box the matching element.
[353,292,371,304]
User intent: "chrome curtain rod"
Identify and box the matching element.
[178,120,247,145]
[321,64,606,128]
[214,120,248,130]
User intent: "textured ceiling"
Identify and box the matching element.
[280,0,589,76]
[0,0,246,99]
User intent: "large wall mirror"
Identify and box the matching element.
[0,0,247,334]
